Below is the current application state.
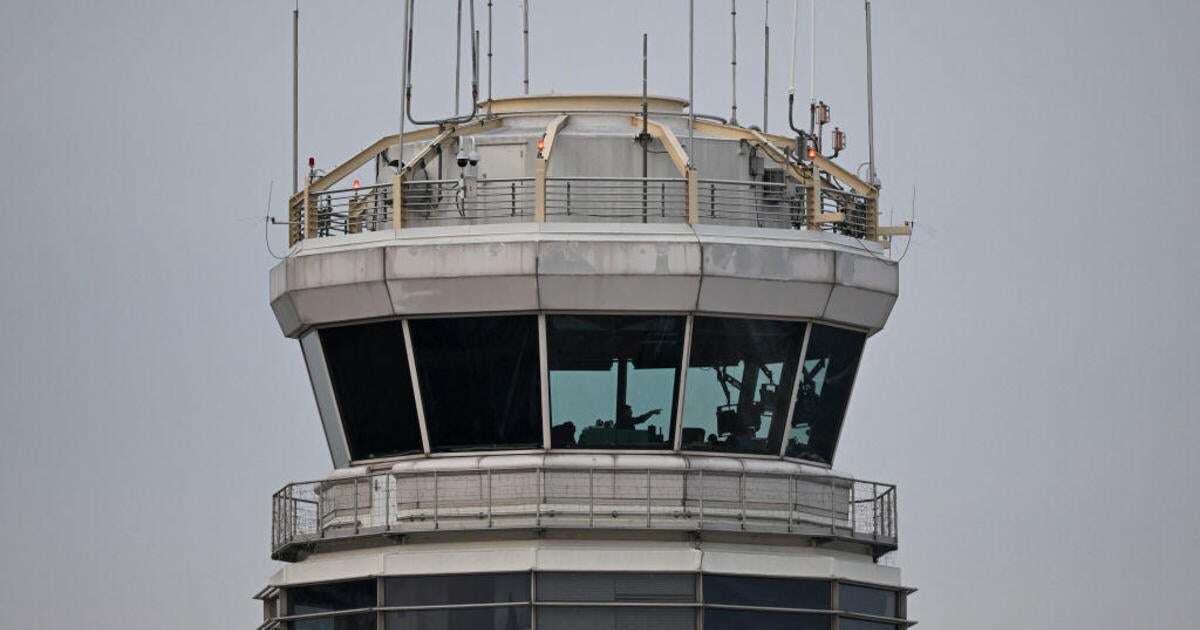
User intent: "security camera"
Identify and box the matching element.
[467,150,480,166]
[456,149,468,168]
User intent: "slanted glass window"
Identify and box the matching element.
[386,608,530,630]
[539,606,694,630]
[408,316,542,452]
[838,620,898,630]
[704,609,829,630]
[704,575,830,609]
[536,572,695,602]
[385,573,531,607]
[293,614,376,630]
[288,579,376,615]
[839,584,898,617]
[681,317,805,454]
[785,324,866,464]
[547,315,684,449]
[320,321,423,461]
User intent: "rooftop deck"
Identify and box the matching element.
[284,95,909,250]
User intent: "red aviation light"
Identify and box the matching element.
[536,134,546,157]
[807,146,818,159]
[352,179,361,189]
[307,156,315,168]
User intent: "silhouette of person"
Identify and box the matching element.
[615,403,661,430]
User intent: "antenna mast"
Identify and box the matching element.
[455,0,462,115]
[292,3,299,193]
[729,0,738,125]
[762,0,769,132]
[487,0,493,104]
[522,1,530,95]
[864,0,878,185]
[688,0,695,167]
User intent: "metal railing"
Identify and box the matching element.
[402,178,535,224]
[697,179,806,229]
[290,176,882,243]
[306,184,394,237]
[820,188,873,239]
[545,177,688,221]
[271,466,898,561]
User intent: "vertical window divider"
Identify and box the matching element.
[538,314,552,450]
[375,577,385,630]
[672,315,695,452]
[778,322,814,458]
[402,319,432,455]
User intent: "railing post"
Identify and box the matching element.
[787,475,795,533]
[829,475,837,536]
[534,163,547,221]
[806,165,822,230]
[588,468,595,528]
[872,482,880,541]
[353,477,360,534]
[391,173,403,230]
[686,168,699,224]
[697,469,704,528]
[384,475,391,532]
[433,471,439,530]
[303,183,317,239]
[536,468,543,527]
[739,471,746,529]
[646,469,653,528]
[850,481,857,534]
[487,469,493,528]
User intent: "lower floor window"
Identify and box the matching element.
[385,606,531,630]
[278,573,908,630]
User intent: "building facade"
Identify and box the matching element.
[259,94,913,630]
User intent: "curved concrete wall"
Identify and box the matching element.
[270,224,898,337]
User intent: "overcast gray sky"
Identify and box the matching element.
[1,1,1198,628]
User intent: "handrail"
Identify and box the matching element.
[270,465,899,561]
[287,115,908,248]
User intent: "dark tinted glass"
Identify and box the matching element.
[703,575,830,609]
[320,322,422,460]
[785,325,866,464]
[536,572,695,602]
[547,315,685,449]
[293,613,376,630]
[839,584,897,617]
[838,620,897,630]
[385,607,530,630]
[681,318,805,454]
[409,316,542,451]
[704,609,829,630]
[539,606,694,630]
[385,573,530,606]
[288,580,376,614]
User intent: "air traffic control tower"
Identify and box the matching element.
[257,13,915,628]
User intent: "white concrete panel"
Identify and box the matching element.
[288,282,394,328]
[834,251,899,295]
[823,285,897,330]
[538,275,701,311]
[535,541,702,573]
[701,242,836,283]
[270,548,386,586]
[389,276,539,314]
[696,276,832,318]
[383,545,538,576]
[385,241,539,314]
[284,248,393,328]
